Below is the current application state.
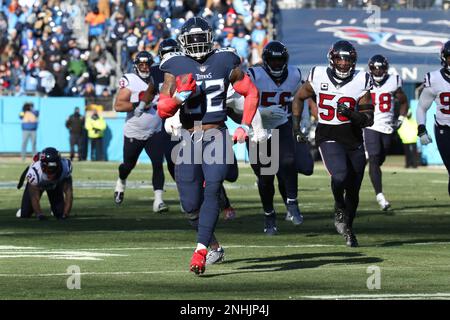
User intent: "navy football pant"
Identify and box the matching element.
[319,141,367,227]
[248,121,297,213]
[435,124,450,196]
[20,183,64,218]
[175,127,233,247]
[363,129,392,195]
[119,132,165,190]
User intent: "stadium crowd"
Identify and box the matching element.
[0,0,271,98]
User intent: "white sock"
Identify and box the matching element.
[115,178,126,192]
[376,193,385,201]
[154,189,164,203]
[196,243,207,251]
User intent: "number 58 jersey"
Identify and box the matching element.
[160,49,241,128]
[308,66,372,147]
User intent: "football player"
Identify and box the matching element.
[417,40,450,196]
[113,51,169,213]
[16,147,73,220]
[292,40,374,247]
[246,40,314,235]
[154,17,259,274]
[365,54,409,211]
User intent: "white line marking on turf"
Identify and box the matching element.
[300,293,450,300]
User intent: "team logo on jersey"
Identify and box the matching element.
[196,73,213,80]
[321,83,329,90]
[198,65,209,73]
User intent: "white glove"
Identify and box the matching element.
[133,101,151,117]
[164,110,182,138]
[419,133,432,145]
[249,127,269,143]
[259,105,286,120]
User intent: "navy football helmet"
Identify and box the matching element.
[40,147,61,178]
[440,40,450,72]
[262,41,289,79]
[368,54,389,83]
[133,51,153,80]
[328,40,357,80]
[178,17,213,60]
[158,38,180,60]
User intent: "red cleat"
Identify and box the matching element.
[190,249,208,275]
[223,206,236,220]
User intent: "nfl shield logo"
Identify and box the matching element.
[199,65,207,72]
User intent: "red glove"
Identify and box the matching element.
[176,73,196,93]
[157,93,179,119]
[138,91,146,101]
[232,126,249,144]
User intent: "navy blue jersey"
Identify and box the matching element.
[160,48,241,127]
[150,64,165,94]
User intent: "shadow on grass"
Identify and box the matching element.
[202,251,383,278]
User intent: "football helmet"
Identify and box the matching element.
[40,147,61,179]
[158,38,180,60]
[178,17,213,60]
[440,40,450,72]
[328,40,357,80]
[262,41,289,79]
[133,51,153,80]
[368,54,389,83]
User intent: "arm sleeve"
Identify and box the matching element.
[416,86,436,126]
[232,73,259,126]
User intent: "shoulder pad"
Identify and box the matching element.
[214,47,238,54]
[423,72,431,88]
[160,52,185,69]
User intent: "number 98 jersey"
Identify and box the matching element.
[160,49,241,128]
[423,69,450,126]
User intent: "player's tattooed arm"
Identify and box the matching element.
[292,81,315,133]
[28,184,43,216]
[63,177,73,218]
[394,87,409,117]
[160,72,177,97]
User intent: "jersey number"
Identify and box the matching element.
[260,92,292,107]
[185,79,225,114]
[318,93,356,122]
[371,92,392,113]
[439,92,450,115]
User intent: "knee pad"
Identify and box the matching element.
[186,211,199,228]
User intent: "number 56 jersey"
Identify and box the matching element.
[160,49,241,128]
[308,66,372,147]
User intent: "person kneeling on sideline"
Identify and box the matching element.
[16,147,73,220]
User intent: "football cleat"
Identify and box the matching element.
[114,191,124,205]
[376,193,391,211]
[190,249,208,275]
[205,247,225,265]
[334,207,346,235]
[286,200,303,225]
[343,227,359,247]
[37,213,47,221]
[285,211,293,221]
[223,206,236,220]
[264,212,277,236]
[16,209,21,218]
[153,201,169,213]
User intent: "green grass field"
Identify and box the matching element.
[0,156,449,300]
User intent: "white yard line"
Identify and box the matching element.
[300,293,450,300]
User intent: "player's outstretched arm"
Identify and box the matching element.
[63,177,73,218]
[28,184,43,217]
[292,81,315,141]
[230,67,259,143]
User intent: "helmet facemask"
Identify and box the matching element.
[135,61,150,79]
[441,47,450,73]
[330,54,355,80]
[370,63,388,83]
[178,30,213,60]
[265,56,288,78]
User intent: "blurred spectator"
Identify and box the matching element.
[85,6,106,46]
[66,48,87,96]
[19,102,38,161]
[250,20,267,65]
[94,55,113,96]
[85,108,106,161]
[122,25,139,71]
[397,111,419,169]
[230,27,250,63]
[49,62,67,96]
[66,107,85,161]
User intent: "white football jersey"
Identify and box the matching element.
[367,74,402,134]
[308,66,372,125]
[423,69,450,126]
[26,159,72,191]
[248,65,302,129]
[118,73,162,140]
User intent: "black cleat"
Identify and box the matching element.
[344,228,359,247]
[264,212,278,236]
[334,207,346,235]
[114,191,124,205]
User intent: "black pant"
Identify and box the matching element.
[69,134,82,161]
[247,121,298,213]
[403,143,418,168]
[435,124,450,196]
[319,141,367,227]
[119,132,165,190]
[90,137,104,161]
[20,183,64,218]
